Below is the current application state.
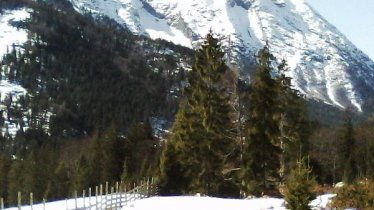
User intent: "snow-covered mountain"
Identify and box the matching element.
[68,0,374,111]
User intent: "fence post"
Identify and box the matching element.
[1,197,4,210]
[151,177,156,195]
[124,186,127,207]
[65,198,68,210]
[119,182,122,207]
[83,190,86,209]
[146,178,150,197]
[89,187,91,210]
[74,190,78,210]
[116,182,119,207]
[17,192,21,210]
[100,184,103,209]
[133,182,136,201]
[110,187,114,209]
[105,182,109,195]
[43,198,46,210]
[95,186,98,210]
[30,192,33,210]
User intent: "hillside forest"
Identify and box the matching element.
[0,0,374,208]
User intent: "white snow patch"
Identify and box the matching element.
[0,80,27,100]
[0,8,30,58]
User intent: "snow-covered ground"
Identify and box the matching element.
[4,194,335,210]
[124,195,335,210]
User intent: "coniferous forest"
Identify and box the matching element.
[1,0,374,208]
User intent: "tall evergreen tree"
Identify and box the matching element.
[241,44,282,196]
[159,31,236,196]
[276,60,311,180]
[338,110,357,184]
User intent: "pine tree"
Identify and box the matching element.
[241,44,282,196]
[338,110,357,184]
[159,111,191,194]
[284,159,316,210]
[159,31,236,196]
[276,60,311,180]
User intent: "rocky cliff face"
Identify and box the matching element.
[69,0,374,111]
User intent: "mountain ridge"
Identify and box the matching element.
[68,0,374,112]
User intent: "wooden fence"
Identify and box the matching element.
[0,178,157,210]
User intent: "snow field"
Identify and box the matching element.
[3,194,335,210]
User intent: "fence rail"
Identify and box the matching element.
[0,178,157,210]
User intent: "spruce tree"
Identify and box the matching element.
[241,44,282,196]
[159,108,191,194]
[338,110,357,184]
[284,159,316,210]
[159,31,236,196]
[276,60,311,180]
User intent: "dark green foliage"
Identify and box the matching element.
[70,155,91,194]
[284,160,316,210]
[0,154,11,199]
[124,121,160,181]
[338,110,358,184]
[241,44,282,196]
[159,116,191,195]
[367,142,374,180]
[2,0,374,205]
[44,161,70,200]
[99,127,126,183]
[1,0,192,138]
[276,60,312,180]
[159,32,237,196]
[7,159,24,204]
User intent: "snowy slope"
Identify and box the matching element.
[69,0,374,111]
[0,8,29,58]
[0,8,30,136]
